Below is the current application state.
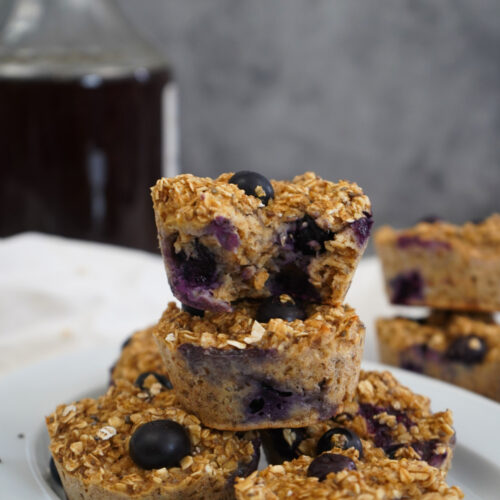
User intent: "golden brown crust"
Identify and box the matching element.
[154,300,362,352]
[153,301,365,431]
[235,447,463,500]
[46,380,258,499]
[374,215,500,311]
[375,214,500,252]
[152,172,371,310]
[151,172,371,234]
[377,314,500,402]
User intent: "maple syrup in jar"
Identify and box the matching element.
[0,0,178,252]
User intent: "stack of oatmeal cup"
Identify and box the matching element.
[375,215,500,403]
[46,172,463,500]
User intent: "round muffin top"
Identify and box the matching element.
[46,379,257,496]
[154,299,363,352]
[235,444,463,500]
[152,171,371,234]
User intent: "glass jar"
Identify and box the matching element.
[0,0,178,251]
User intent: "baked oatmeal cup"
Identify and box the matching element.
[152,171,372,312]
[377,311,500,402]
[235,445,462,500]
[153,299,365,431]
[260,370,456,473]
[375,215,500,311]
[46,379,260,500]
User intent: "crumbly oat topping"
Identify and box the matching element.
[154,301,362,352]
[377,313,500,361]
[375,214,500,252]
[292,371,454,461]
[152,172,370,233]
[111,327,166,384]
[235,445,463,499]
[46,380,257,496]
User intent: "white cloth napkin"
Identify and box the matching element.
[0,233,173,376]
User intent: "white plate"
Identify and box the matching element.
[1,347,500,499]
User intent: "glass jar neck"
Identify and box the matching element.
[0,0,167,79]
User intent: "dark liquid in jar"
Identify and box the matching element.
[0,68,172,252]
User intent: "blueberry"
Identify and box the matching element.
[181,303,205,317]
[290,215,333,256]
[256,297,306,323]
[129,419,191,469]
[229,171,274,205]
[268,265,321,303]
[389,270,424,304]
[411,439,447,467]
[49,456,62,486]
[177,241,217,288]
[445,335,487,364]
[350,212,373,246]
[316,427,363,458]
[134,372,173,391]
[264,428,307,461]
[307,453,356,481]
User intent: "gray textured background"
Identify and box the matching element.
[62,1,500,229]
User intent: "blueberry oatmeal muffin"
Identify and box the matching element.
[260,370,455,473]
[235,445,463,500]
[375,214,500,311]
[46,379,260,500]
[377,311,500,402]
[153,299,365,431]
[152,171,372,312]
[110,326,167,384]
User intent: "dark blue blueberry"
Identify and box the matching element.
[245,381,300,422]
[49,456,62,486]
[134,372,173,391]
[175,240,217,289]
[226,437,261,486]
[256,297,306,323]
[385,443,405,459]
[412,439,447,468]
[316,427,363,458]
[268,265,321,303]
[307,453,356,481]
[229,171,274,205]
[181,303,205,317]
[400,359,424,374]
[389,270,424,304]
[358,403,413,450]
[129,419,191,469]
[261,428,307,462]
[350,212,373,246]
[445,335,487,364]
[290,215,333,256]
